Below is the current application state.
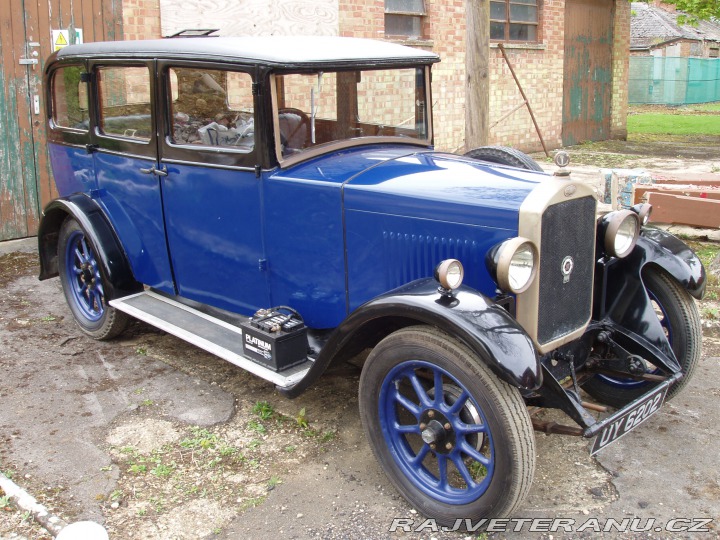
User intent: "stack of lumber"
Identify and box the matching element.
[632,173,720,229]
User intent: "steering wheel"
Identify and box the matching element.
[278,107,311,151]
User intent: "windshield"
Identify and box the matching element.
[272,66,430,162]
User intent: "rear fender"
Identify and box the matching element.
[280,279,541,398]
[38,195,142,298]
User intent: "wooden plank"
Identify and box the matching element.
[647,192,720,228]
[82,0,95,43]
[464,0,489,150]
[72,0,84,43]
[634,185,720,205]
[651,173,720,186]
[562,0,613,145]
[0,0,26,239]
[22,0,52,233]
[0,0,33,240]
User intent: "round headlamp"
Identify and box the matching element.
[490,237,538,294]
[631,203,653,226]
[435,259,464,291]
[603,210,639,258]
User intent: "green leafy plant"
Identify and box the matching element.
[267,475,282,489]
[180,428,219,450]
[129,464,147,475]
[252,401,275,420]
[247,420,266,434]
[296,407,309,429]
[151,463,175,477]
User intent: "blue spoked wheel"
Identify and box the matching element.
[583,269,701,408]
[58,218,129,340]
[359,326,535,525]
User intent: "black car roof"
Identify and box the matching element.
[50,36,440,69]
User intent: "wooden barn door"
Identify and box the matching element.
[0,0,121,241]
[562,0,613,146]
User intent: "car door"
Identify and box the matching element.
[89,60,175,293]
[157,62,270,315]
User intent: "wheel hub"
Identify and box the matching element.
[81,263,95,285]
[419,409,455,454]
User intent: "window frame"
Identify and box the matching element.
[270,65,433,169]
[158,60,258,170]
[90,60,156,158]
[384,0,427,39]
[490,0,541,43]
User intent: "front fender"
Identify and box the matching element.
[637,228,706,299]
[593,228,705,373]
[279,279,541,398]
[38,195,141,298]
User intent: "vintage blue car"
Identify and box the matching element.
[38,36,705,525]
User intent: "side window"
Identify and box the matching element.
[168,67,254,151]
[51,66,89,130]
[97,66,152,141]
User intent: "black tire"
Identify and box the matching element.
[463,145,544,172]
[359,326,535,525]
[583,269,701,408]
[58,218,129,340]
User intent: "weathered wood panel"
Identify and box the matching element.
[159,0,339,37]
[0,0,114,241]
[0,0,37,240]
[562,0,613,146]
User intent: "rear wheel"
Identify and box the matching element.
[359,326,535,525]
[463,145,544,172]
[58,218,129,340]
[583,269,701,407]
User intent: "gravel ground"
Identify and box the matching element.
[1,136,719,539]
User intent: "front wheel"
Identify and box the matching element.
[58,218,129,340]
[359,326,535,525]
[583,269,702,408]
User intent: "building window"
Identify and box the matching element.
[385,0,426,39]
[490,0,539,42]
[710,46,719,58]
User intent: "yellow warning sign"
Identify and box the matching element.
[55,32,67,48]
[52,29,83,51]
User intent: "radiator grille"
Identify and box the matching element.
[537,196,596,345]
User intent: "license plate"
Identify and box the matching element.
[590,382,670,455]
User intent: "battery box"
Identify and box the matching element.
[240,309,308,372]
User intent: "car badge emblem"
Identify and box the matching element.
[563,184,577,197]
[561,255,574,283]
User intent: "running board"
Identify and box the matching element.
[110,291,313,388]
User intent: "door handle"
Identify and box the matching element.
[139,166,168,177]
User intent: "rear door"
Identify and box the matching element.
[89,60,175,293]
[157,62,269,315]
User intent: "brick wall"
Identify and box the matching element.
[486,0,565,152]
[123,0,162,40]
[611,0,630,140]
[336,0,629,153]
[147,0,631,151]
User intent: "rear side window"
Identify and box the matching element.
[97,66,152,141]
[51,66,89,130]
[168,67,255,151]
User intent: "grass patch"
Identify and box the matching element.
[627,114,720,136]
[686,102,720,113]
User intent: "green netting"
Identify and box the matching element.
[629,56,720,105]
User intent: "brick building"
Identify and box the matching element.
[0,0,631,240]
[630,1,720,58]
[122,0,630,152]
